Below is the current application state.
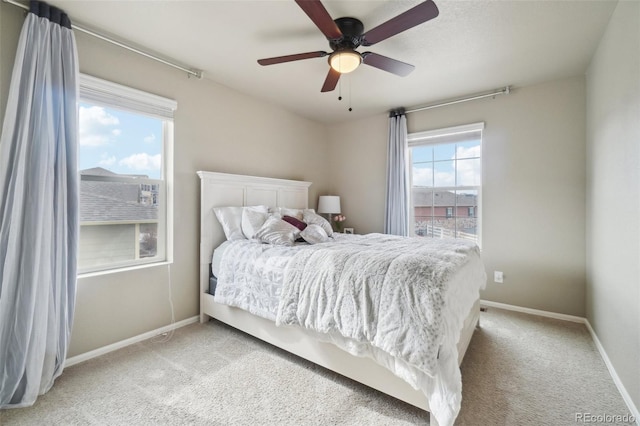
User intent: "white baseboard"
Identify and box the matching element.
[480,299,639,425]
[584,319,640,425]
[65,316,199,368]
[480,299,585,323]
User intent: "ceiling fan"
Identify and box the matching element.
[257,0,439,93]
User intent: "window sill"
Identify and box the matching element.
[78,260,173,279]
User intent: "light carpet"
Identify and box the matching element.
[0,307,633,426]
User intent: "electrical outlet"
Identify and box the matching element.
[494,271,504,283]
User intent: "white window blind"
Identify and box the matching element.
[79,74,176,119]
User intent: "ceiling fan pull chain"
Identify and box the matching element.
[348,75,353,112]
[338,78,342,101]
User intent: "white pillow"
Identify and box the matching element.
[213,206,244,240]
[254,216,300,246]
[303,210,333,237]
[269,207,302,220]
[241,207,269,239]
[300,224,329,244]
[213,205,268,240]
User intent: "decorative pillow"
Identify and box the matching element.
[254,216,300,246]
[214,205,268,240]
[242,207,269,239]
[269,207,303,220]
[303,210,333,237]
[300,224,329,244]
[282,215,307,231]
[213,206,244,240]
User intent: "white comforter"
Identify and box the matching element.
[214,233,486,426]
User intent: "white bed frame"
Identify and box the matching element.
[197,171,480,423]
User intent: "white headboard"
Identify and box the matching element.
[197,171,312,294]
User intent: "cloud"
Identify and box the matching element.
[143,133,156,143]
[456,159,480,186]
[435,169,455,187]
[413,145,481,187]
[98,153,116,167]
[79,106,120,147]
[456,145,480,159]
[413,167,433,186]
[119,153,161,172]
[413,166,455,187]
[455,145,481,186]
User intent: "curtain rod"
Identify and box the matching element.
[3,0,203,79]
[403,86,511,115]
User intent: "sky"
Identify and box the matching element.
[79,102,163,179]
[412,140,481,188]
[78,102,478,187]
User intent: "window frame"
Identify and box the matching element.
[77,74,175,275]
[408,122,484,246]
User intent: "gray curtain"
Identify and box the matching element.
[384,110,409,236]
[0,1,79,408]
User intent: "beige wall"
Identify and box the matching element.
[0,3,330,357]
[324,113,389,232]
[328,77,587,317]
[586,0,640,411]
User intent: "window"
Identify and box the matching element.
[408,122,483,245]
[78,74,175,273]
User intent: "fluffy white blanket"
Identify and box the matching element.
[277,233,475,375]
[215,234,485,426]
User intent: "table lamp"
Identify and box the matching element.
[317,195,341,223]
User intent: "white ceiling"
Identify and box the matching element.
[48,0,617,124]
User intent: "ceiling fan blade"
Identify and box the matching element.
[295,0,342,40]
[258,51,328,66]
[321,68,341,92]
[361,0,439,46]
[362,52,415,77]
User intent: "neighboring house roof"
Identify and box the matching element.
[80,167,149,179]
[82,180,140,204]
[80,190,157,222]
[80,168,157,223]
[80,167,119,177]
[413,188,477,207]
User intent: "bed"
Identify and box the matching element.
[197,171,486,426]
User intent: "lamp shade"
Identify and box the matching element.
[317,196,341,214]
[329,50,361,74]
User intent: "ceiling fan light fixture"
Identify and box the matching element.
[329,50,361,74]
